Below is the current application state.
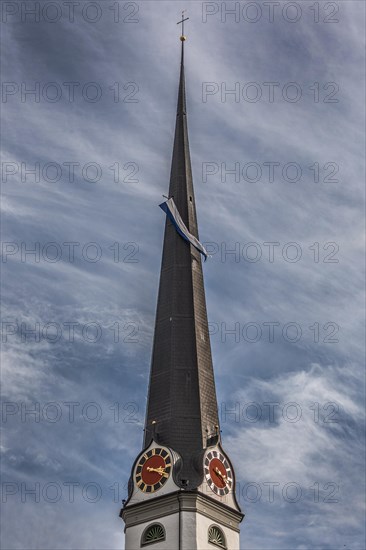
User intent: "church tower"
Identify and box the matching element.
[121,20,244,550]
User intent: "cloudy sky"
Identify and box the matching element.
[1,1,365,549]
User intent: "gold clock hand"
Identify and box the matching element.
[147,466,169,478]
[156,469,169,478]
[214,466,227,484]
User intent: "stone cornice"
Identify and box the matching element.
[121,490,244,533]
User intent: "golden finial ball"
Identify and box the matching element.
[180,35,187,41]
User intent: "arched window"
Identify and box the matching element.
[141,523,166,546]
[208,525,227,549]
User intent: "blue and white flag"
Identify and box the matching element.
[159,198,208,261]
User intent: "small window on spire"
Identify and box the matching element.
[189,196,192,202]
[141,523,165,546]
[208,525,226,549]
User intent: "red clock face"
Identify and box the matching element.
[135,448,171,493]
[204,450,233,496]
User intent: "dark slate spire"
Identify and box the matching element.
[143,39,220,488]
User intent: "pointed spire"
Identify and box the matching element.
[143,34,220,489]
[176,10,188,116]
[177,41,186,116]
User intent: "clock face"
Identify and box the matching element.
[135,448,172,493]
[204,450,233,496]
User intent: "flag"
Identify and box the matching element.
[159,198,208,261]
